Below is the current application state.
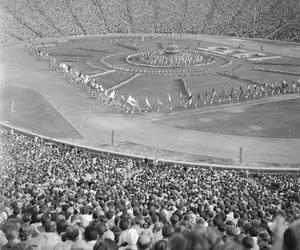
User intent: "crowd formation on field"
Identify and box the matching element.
[0,128,300,250]
[25,40,300,114]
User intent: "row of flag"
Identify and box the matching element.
[28,42,300,114]
[114,79,300,113]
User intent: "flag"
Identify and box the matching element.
[196,93,200,107]
[127,95,136,106]
[212,88,216,99]
[84,75,90,84]
[135,97,141,113]
[121,95,125,102]
[168,93,172,103]
[296,79,300,91]
[187,89,193,105]
[179,92,183,106]
[204,90,208,105]
[230,86,234,99]
[239,86,244,98]
[108,90,115,105]
[157,97,163,106]
[109,90,115,99]
[246,85,251,98]
[145,97,152,111]
[75,70,81,77]
[120,95,126,108]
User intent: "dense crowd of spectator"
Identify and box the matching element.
[0,128,300,250]
[0,0,299,44]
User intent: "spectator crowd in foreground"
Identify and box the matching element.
[0,128,300,250]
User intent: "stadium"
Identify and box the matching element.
[0,1,300,250]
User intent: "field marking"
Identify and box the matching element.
[109,73,141,90]
[228,38,245,42]
[86,61,102,69]
[90,70,116,78]
[150,94,300,121]
[0,85,87,141]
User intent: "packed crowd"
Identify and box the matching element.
[0,0,299,44]
[127,51,204,68]
[0,128,300,250]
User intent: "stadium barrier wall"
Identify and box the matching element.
[1,122,299,174]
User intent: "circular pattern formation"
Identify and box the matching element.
[101,50,232,75]
[126,50,209,68]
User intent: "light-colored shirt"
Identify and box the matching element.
[31,232,61,250]
[53,239,74,250]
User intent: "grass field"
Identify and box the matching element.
[0,86,82,139]
[40,36,300,139]
[156,97,300,138]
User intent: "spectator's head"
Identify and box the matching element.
[93,238,117,250]
[97,222,108,237]
[162,224,174,238]
[119,218,130,231]
[41,213,51,226]
[102,230,115,241]
[111,226,121,243]
[168,230,219,250]
[5,228,19,243]
[65,225,79,241]
[0,211,8,224]
[242,236,254,250]
[22,213,32,223]
[84,225,98,242]
[45,221,56,233]
[19,223,32,241]
[282,219,300,250]
[57,219,67,234]
[153,240,167,250]
[249,225,259,237]
[137,234,151,250]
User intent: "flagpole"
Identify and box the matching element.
[11,100,16,113]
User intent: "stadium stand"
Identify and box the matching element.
[0,0,299,44]
[1,1,300,249]
[0,128,299,250]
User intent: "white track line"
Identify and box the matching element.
[109,73,141,90]
[89,70,116,78]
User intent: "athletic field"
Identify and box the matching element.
[1,34,300,165]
